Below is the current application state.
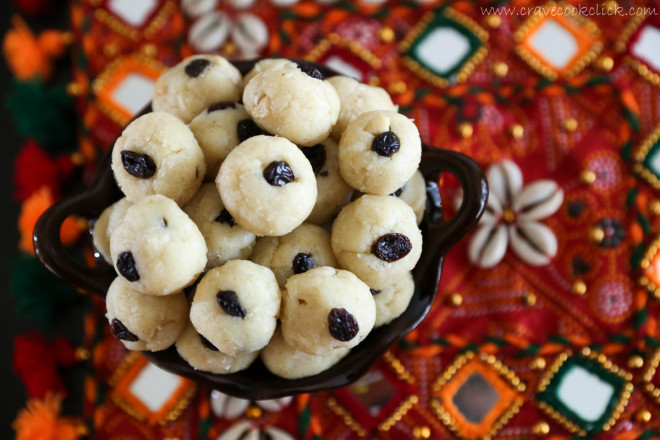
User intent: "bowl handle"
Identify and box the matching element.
[415,147,487,296]
[420,147,488,249]
[33,169,118,297]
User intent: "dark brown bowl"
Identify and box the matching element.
[33,59,487,399]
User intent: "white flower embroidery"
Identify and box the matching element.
[187,11,268,58]
[210,390,293,419]
[468,160,563,268]
[216,420,295,440]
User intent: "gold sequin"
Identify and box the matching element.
[510,124,524,140]
[458,123,473,139]
[533,421,550,435]
[580,170,597,185]
[493,62,509,77]
[447,293,463,307]
[571,280,587,296]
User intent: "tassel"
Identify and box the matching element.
[13,333,76,398]
[5,79,76,152]
[18,186,86,255]
[13,0,54,16]
[14,140,75,201]
[3,16,70,81]
[13,393,83,440]
[9,255,81,328]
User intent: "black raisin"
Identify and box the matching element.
[237,119,263,142]
[185,58,211,77]
[121,151,157,178]
[116,251,140,281]
[328,308,359,341]
[371,233,412,262]
[301,144,326,175]
[298,63,324,80]
[111,318,139,341]
[208,101,236,113]
[371,131,401,157]
[216,290,247,318]
[292,253,316,275]
[215,209,235,227]
[263,161,295,186]
[199,334,219,351]
[370,288,381,295]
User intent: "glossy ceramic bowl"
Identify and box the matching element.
[33,59,488,399]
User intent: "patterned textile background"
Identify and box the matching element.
[7,0,660,439]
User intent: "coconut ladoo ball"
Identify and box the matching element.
[338,110,421,195]
[327,75,397,141]
[331,195,422,290]
[281,267,376,355]
[93,197,132,264]
[105,277,188,351]
[217,135,316,236]
[109,195,207,296]
[188,102,253,180]
[176,321,258,374]
[242,61,340,146]
[372,271,415,327]
[183,183,256,269]
[111,112,206,206]
[250,223,337,287]
[302,138,353,224]
[189,260,280,355]
[153,54,241,123]
[241,58,295,92]
[394,170,426,225]
[261,327,350,379]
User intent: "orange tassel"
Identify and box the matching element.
[13,393,83,440]
[18,186,86,255]
[2,16,71,81]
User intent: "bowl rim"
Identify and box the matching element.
[33,58,488,399]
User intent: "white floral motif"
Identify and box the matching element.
[467,160,564,268]
[188,11,268,58]
[210,390,293,419]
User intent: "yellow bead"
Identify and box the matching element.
[502,209,515,224]
[636,409,652,423]
[523,292,537,306]
[413,425,431,439]
[580,170,597,185]
[75,347,91,361]
[530,357,546,370]
[603,0,618,14]
[368,76,381,87]
[379,27,395,43]
[458,123,473,139]
[510,124,524,140]
[628,355,644,369]
[103,43,119,58]
[485,14,501,29]
[493,62,509,77]
[223,42,237,56]
[597,56,614,72]
[533,421,550,435]
[246,406,262,418]
[571,280,587,296]
[66,82,83,96]
[589,227,605,243]
[563,118,578,132]
[649,201,660,216]
[448,293,463,307]
[388,81,407,95]
[141,44,158,57]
